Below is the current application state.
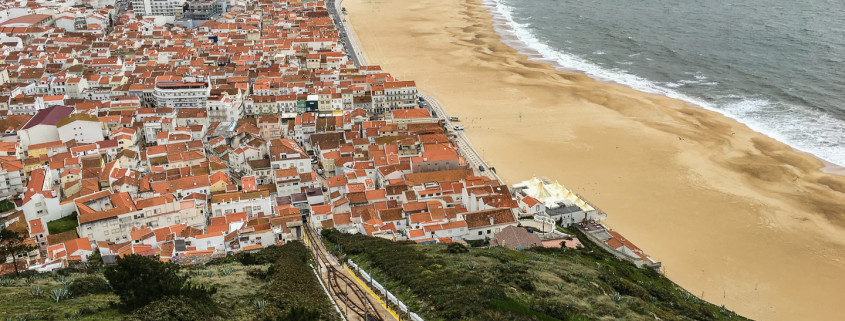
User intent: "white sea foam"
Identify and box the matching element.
[485,0,845,167]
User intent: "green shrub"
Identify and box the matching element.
[446,243,469,254]
[272,307,321,321]
[263,242,338,319]
[123,296,217,321]
[48,286,70,302]
[104,254,216,311]
[68,276,111,296]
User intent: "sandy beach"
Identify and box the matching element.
[343,0,845,319]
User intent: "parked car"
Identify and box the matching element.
[453,125,464,131]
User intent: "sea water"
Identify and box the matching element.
[489,0,845,166]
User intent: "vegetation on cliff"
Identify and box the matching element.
[322,228,748,321]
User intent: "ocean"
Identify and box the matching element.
[488,0,845,166]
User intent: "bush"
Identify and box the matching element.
[208,245,293,266]
[104,254,216,311]
[465,238,489,247]
[48,286,70,302]
[124,296,218,321]
[446,243,469,254]
[271,307,321,321]
[68,276,111,296]
[264,242,338,319]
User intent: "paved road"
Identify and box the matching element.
[328,0,502,184]
[328,0,366,66]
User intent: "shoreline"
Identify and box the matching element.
[482,0,845,175]
[342,0,845,320]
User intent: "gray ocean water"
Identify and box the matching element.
[491,0,845,166]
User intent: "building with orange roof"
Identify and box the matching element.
[76,191,206,243]
[461,207,518,241]
[45,237,93,265]
[22,168,76,224]
[411,143,462,174]
[27,218,48,249]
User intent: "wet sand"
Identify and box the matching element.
[343,0,845,320]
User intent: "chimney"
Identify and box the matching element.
[489,217,494,226]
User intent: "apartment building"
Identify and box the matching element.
[154,81,210,109]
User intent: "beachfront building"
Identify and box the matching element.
[511,176,605,226]
[382,81,418,111]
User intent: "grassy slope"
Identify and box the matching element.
[0,273,122,320]
[0,242,335,321]
[322,229,749,321]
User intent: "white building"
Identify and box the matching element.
[511,176,605,226]
[21,169,76,224]
[76,192,207,243]
[0,159,25,198]
[57,114,105,144]
[209,190,273,217]
[153,80,210,109]
[268,138,312,174]
[18,106,75,148]
[129,0,184,17]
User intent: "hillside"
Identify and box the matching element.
[0,242,337,321]
[321,229,749,321]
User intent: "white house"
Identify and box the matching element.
[21,169,76,224]
[209,190,274,218]
[268,138,312,174]
[57,114,105,144]
[18,106,75,148]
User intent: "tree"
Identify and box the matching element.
[104,254,216,311]
[0,229,36,277]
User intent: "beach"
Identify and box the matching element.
[342,0,845,320]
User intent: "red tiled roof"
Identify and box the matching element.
[22,105,74,130]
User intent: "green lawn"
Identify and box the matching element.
[48,213,79,234]
[0,198,15,212]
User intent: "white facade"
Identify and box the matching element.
[210,194,273,218]
[57,119,105,144]
[78,199,206,243]
[20,124,59,148]
[130,0,185,17]
[154,81,210,109]
[0,167,24,198]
